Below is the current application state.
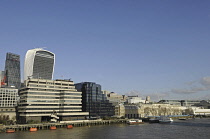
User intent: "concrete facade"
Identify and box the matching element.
[18,78,89,123]
[114,103,125,118]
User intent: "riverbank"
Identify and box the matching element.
[0,119,127,133]
[1,118,210,139]
[0,115,196,133]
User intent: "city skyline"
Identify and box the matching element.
[0,1,210,101]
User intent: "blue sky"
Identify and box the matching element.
[0,0,210,101]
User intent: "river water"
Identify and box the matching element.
[1,118,210,139]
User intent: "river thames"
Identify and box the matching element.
[1,118,210,139]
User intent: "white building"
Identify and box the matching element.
[18,78,89,123]
[24,48,55,80]
[193,108,210,116]
[107,92,127,104]
[114,103,125,118]
[0,87,18,107]
[127,96,145,104]
[0,87,18,121]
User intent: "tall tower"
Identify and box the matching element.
[4,53,21,89]
[24,48,55,80]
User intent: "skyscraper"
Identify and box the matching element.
[4,53,21,89]
[24,48,55,80]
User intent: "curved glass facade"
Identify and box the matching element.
[24,48,55,80]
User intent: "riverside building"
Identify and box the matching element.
[24,48,55,80]
[75,82,114,118]
[0,87,18,121]
[18,78,89,123]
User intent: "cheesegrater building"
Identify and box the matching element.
[24,48,55,80]
[18,78,89,123]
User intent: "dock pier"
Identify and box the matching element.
[0,119,127,133]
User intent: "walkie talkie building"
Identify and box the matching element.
[24,48,55,80]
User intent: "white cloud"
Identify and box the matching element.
[171,76,210,94]
[125,90,142,96]
[200,77,210,89]
[144,92,170,101]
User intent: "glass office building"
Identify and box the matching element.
[75,82,114,118]
[24,48,55,80]
[4,53,21,89]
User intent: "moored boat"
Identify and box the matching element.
[127,119,144,125]
[149,117,160,123]
[30,127,37,132]
[149,119,160,123]
[50,126,57,130]
[67,125,73,129]
[179,118,187,120]
[6,129,15,133]
[159,116,173,123]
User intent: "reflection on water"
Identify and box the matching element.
[1,118,210,139]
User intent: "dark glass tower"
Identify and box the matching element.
[75,82,114,118]
[4,53,21,89]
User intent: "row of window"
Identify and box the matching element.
[20,100,81,103]
[20,92,81,96]
[18,108,81,110]
[29,85,75,89]
[18,104,82,106]
[0,109,14,112]
[20,96,81,99]
[28,81,73,87]
[20,111,84,114]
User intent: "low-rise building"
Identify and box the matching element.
[193,108,210,116]
[107,92,127,104]
[192,100,210,109]
[114,103,125,118]
[124,104,144,119]
[127,95,145,104]
[141,103,183,117]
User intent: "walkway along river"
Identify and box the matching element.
[0,119,127,132]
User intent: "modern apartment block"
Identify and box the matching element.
[0,87,18,121]
[18,78,89,123]
[4,53,21,89]
[24,48,55,80]
[75,82,114,118]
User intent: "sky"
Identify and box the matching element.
[0,0,210,101]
